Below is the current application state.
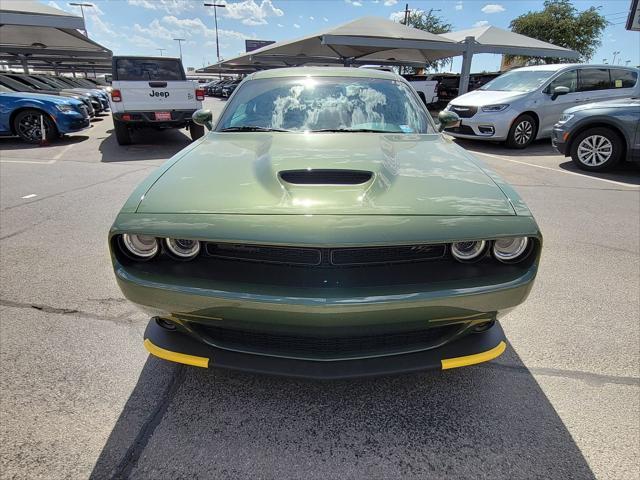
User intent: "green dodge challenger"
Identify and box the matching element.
[109,67,542,378]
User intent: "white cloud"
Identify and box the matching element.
[162,16,251,40]
[277,23,284,27]
[481,4,505,14]
[345,0,363,6]
[383,0,398,6]
[390,9,424,22]
[127,0,193,15]
[129,35,160,50]
[323,17,329,22]
[293,23,301,29]
[133,19,175,40]
[218,0,284,26]
[455,2,463,11]
[309,16,315,20]
[473,20,489,27]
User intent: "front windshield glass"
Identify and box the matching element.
[479,70,556,92]
[216,76,434,133]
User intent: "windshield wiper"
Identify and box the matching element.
[310,128,395,133]
[219,126,292,132]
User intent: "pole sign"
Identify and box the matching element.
[245,40,275,52]
[627,0,639,31]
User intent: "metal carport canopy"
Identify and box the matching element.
[439,25,580,94]
[0,0,111,74]
[200,17,463,73]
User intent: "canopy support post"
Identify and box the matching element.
[21,55,30,74]
[458,36,475,96]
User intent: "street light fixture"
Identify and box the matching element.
[204,3,226,63]
[157,48,166,56]
[174,38,185,62]
[69,2,93,37]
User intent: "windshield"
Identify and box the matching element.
[217,76,434,133]
[479,70,556,92]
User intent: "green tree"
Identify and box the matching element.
[397,9,453,72]
[509,0,608,64]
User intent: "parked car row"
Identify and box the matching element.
[205,78,242,98]
[0,72,111,142]
[442,64,640,170]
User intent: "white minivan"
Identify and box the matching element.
[444,64,640,148]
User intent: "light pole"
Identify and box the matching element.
[612,50,620,65]
[157,48,166,56]
[69,3,93,37]
[174,38,185,62]
[204,3,226,63]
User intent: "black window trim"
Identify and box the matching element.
[111,56,186,82]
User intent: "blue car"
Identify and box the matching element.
[0,89,91,143]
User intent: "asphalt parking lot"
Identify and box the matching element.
[1,97,638,480]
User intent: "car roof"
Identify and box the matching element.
[249,67,401,81]
[511,63,638,72]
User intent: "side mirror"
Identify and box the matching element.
[192,109,213,131]
[438,110,461,132]
[551,86,570,101]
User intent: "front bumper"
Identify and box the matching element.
[113,110,196,127]
[56,113,91,133]
[444,109,514,141]
[551,126,569,155]
[143,316,507,378]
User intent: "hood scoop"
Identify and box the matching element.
[279,169,373,185]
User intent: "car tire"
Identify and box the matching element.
[506,114,537,149]
[570,127,623,172]
[189,123,205,141]
[114,120,132,145]
[13,109,58,144]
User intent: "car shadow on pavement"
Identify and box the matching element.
[0,134,89,151]
[90,345,595,480]
[99,127,192,163]
[557,160,640,186]
[453,138,557,157]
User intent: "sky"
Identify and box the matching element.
[43,0,640,73]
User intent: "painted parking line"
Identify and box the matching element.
[21,194,37,199]
[474,151,640,189]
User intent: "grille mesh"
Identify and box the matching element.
[196,323,461,358]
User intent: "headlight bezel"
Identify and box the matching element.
[557,113,574,124]
[492,236,531,263]
[120,234,159,260]
[450,240,488,263]
[165,238,201,260]
[55,103,76,113]
[481,104,510,113]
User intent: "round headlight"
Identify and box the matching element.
[121,234,158,259]
[165,238,200,259]
[493,237,530,263]
[451,240,486,262]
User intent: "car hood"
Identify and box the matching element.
[564,98,640,113]
[450,89,528,107]
[136,133,515,216]
[0,91,75,105]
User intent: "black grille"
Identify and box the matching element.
[331,244,446,265]
[280,169,373,185]
[194,323,461,359]
[204,242,446,266]
[445,125,476,136]
[449,105,477,118]
[206,243,321,265]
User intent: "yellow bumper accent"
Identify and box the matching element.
[441,341,506,370]
[144,339,209,368]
